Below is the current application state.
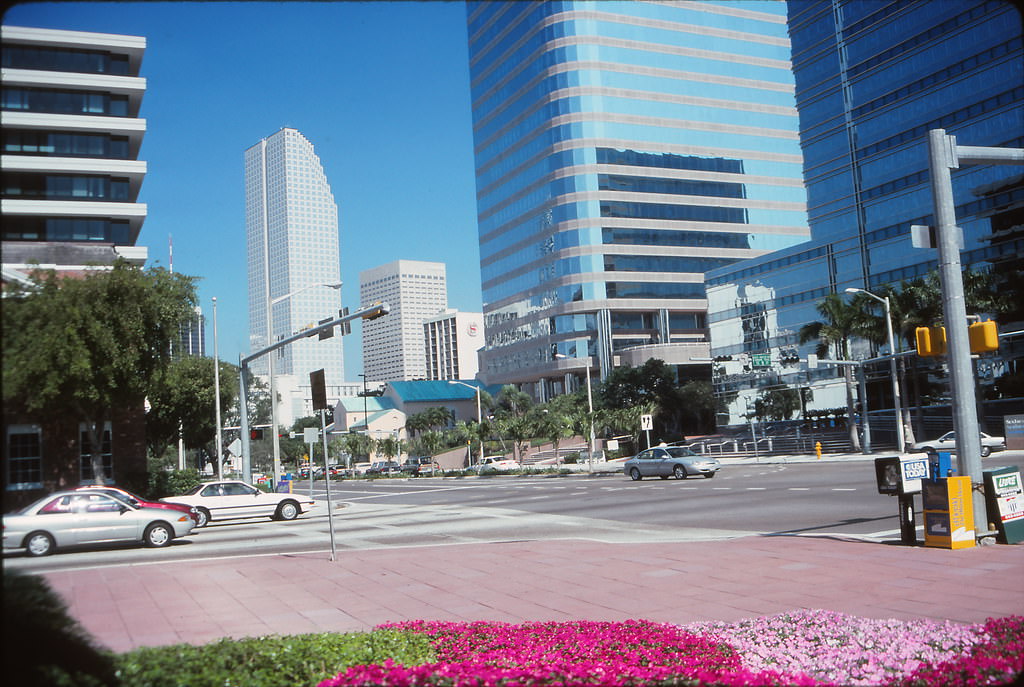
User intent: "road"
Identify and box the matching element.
[5,460,929,573]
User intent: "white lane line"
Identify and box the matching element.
[745,487,767,490]
[788,487,810,491]
[832,488,857,491]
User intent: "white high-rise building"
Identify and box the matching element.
[424,309,484,381]
[244,127,344,387]
[360,260,447,382]
[2,26,149,280]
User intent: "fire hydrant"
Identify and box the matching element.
[815,441,822,460]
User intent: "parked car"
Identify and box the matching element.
[365,461,401,476]
[162,480,315,527]
[3,489,195,556]
[418,461,442,476]
[623,445,721,481]
[475,456,519,474]
[73,484,200,525]
[401,456,435,475]
[910,431,1005,457]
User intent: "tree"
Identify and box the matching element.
[798,292,869,451]
[598,360,681,439]
[3,261,196,483]
[752,386,801,422]
[675,380,717,436]
[145,357,239,466]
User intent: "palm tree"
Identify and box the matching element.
[798,292,869,451]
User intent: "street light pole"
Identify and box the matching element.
[266,281,343,485]
[846,288,905,452]
[554,353,596,472]
[448,380,483,466]
[212,297,223,480]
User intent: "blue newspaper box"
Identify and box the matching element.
[928,451,957,481]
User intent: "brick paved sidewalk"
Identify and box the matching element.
[40,534,1024,653]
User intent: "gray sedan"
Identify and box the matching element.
[623,446,721,481]
[3,489,195,556]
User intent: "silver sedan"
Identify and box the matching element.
[3,489,195,556]
[623,446,721,481]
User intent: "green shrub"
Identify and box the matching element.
[115,629,435,687]
[147,468,201,499]
[4,571,118,687]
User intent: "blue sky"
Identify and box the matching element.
[5,1,482,377]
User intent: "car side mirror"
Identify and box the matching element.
[119,505,130,514]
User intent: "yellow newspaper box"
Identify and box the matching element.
[922,476,975,549]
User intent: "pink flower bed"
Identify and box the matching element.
[684,610,990,685]
[319,613,1024,687]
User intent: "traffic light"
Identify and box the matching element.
[250,428,264,440]
[362,301,389,320]
[915,326,947,356]
[969,319,998,353]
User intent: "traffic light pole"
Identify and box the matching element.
[238,302,389,483]
[926,129,1023,539]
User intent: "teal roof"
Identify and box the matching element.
[387,380,500,403]
[336,396,395,413]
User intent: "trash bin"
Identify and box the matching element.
[276,479,293,494]
[922,476,975,549]
[982,465,1024,545]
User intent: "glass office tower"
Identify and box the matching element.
[245,127,344,386]
[706,0,1023,428]
[466,1,809,397]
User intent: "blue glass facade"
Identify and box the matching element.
[467,0,809,391]
[706,0,1024,425]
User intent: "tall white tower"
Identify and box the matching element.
[360,260,447,382]
[245,128,344,386]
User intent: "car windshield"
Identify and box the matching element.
[183,484,204,495]
[665,447,697,458]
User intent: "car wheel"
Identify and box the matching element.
[920,446,933,454]
[275,500,299,521]
[673,465,686,480]
[195,507,210,527]
[144,522,173,548]
[25,531,54,557]
[981,446,991,457]
[629,467,642,481]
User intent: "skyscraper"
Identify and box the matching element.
[244,127,344,386]
[705,0,1023,427]
[466,1,809,398]
[360,260,448,382]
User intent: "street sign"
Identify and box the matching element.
[640,414,653,431]
[227,438,242,457]
[303,427,319,444]
[752,353,771,368]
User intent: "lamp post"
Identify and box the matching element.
[846,287,905,453]
[266,281,343,485]
[212,297,223,480]
[448,380,483,466]
[554,354,596,471]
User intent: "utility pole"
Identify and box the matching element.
[924,130,1024,539]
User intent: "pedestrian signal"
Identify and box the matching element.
[915,326,947,356]
[969,320,998,353]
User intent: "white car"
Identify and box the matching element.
[474,456,519,473]
[910,431,1005,457]
[4,490,195,556]
[162,480,314,527]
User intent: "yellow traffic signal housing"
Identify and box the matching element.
[915,326,947,356]
[969,319,998,353]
